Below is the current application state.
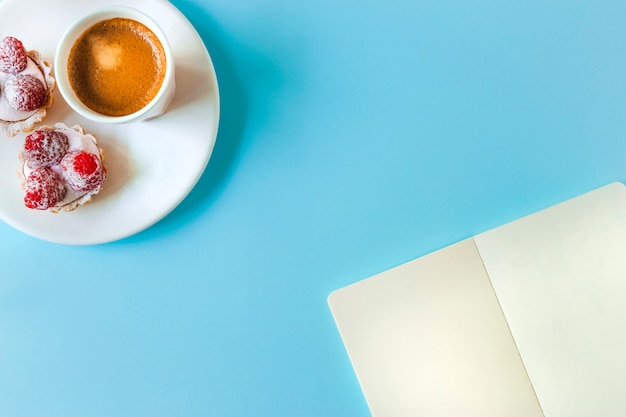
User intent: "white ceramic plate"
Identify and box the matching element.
[0,0,220,244]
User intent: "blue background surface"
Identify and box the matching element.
[2,0,626,416]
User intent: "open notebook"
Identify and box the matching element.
[328,182,626,417]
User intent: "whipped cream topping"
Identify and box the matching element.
[22,124,104,211]
[0,56,47,122]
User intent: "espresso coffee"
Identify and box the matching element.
[67,17,166,117]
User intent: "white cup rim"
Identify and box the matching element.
[54,6,175,123]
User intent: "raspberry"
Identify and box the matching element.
[60,150,105,192]
[5,74,47,112]
[22,130,70,169]
[23,168,66,210]
[0,36,28,74]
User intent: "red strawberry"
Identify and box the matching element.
[0,36,28,74]
[24,168,66,210]
[23,130,70,169]
[5,74,47,111]
[60,150,105,192]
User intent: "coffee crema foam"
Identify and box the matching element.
[67,17,166,117]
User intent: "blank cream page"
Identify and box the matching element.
[475,182,626,417]
[328,238,543,417]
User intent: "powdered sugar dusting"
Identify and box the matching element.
[60,150,105,192]
[0,36,27,74]
[23,129,70,168]
[0,56,47,121]
[0,43,55,137]
[23,168,66,210]
[20,123,106,212]
[5,74,46,111]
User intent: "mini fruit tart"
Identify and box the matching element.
[0,36,55,137]
[18,123,106,212]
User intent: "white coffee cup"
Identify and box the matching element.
[54,6,176,123]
